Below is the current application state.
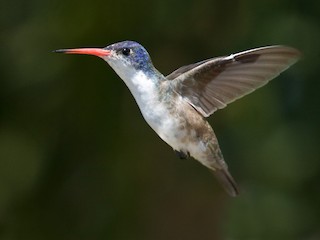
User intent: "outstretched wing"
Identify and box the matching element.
[168,46,300,117]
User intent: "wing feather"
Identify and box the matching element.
[168,46,300,117]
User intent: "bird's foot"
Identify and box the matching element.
[175,150,190,160]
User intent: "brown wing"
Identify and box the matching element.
[169,46,300,117]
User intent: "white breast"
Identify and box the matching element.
[109,63,196,154]
[122,71,182,147]
[126,71,170,129]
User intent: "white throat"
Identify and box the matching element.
[107,60,160,113]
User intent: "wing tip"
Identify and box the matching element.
[236,45,301,62]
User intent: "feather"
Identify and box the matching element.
[168,46,300,117]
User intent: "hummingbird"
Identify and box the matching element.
[55,41,300,196]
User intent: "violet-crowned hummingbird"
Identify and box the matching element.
[55,41,300,196]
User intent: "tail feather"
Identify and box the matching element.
[211,168,239,197]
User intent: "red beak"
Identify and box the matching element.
[54,48,111,58]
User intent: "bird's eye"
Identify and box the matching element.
[121,48,131,56]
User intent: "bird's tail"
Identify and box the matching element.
[211,168,239,197]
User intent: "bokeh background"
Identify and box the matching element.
[1,0,319,239]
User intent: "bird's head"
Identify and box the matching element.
[55,41,156,80]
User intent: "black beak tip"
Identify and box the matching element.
[53,49,66,53]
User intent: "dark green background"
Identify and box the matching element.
[0,0,319,239]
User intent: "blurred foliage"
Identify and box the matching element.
[0,0,319,239]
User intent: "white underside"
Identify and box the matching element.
[107,60,207,160]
